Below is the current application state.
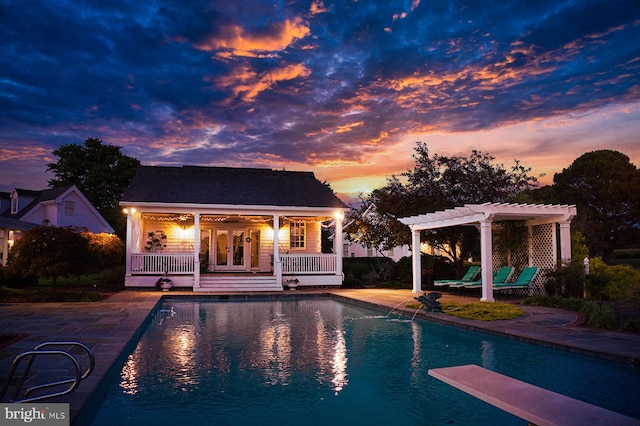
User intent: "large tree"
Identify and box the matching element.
[346,142,538,262]
[551,150,640,261]
[47,138,140,236]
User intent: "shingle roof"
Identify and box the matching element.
[121,166,348,209]
[1,186,72,218]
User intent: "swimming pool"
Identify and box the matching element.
[88,296,640,425]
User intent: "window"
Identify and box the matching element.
[290,221,306,249]
[343,243,349,257]
[64,201,75,216]
[10,196,18,214]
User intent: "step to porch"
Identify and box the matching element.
[195,275,282,292]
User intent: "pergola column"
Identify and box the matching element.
[559,221,572,262]
[411,228,421,293]
[479,218,494,302]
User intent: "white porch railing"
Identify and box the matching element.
[281,253,337,274]
[130,253,195,274]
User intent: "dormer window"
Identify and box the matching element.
[10,191,18,214]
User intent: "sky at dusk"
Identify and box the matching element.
[1,0,639,204]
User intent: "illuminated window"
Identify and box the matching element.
[290,221,306,249]
[64,201,75,216]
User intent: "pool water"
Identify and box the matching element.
[90,297,640,425]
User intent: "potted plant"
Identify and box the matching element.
[156,270,173,291]
[145,230,167,252]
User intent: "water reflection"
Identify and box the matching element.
[259,305,292,385]
[410,321,422,385]
[119,300,351,396]
[480,340,495,370]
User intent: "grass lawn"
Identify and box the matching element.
[407,300,526,321]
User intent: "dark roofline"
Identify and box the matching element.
[121,165,348,209]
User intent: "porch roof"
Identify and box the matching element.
[121,166,348,209]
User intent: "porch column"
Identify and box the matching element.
[193,213,200,289]
[273,215,282,286]
[559,221,572,262]
[124,209,133,277]
[411,228,421,293]
[333,213,344,279]
[479,218,494,302]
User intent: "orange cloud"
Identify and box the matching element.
[335,121,364,133]
[215,63,311,102]
[195,17,310,56]
[309,0,328,16]
[0,145,51,162]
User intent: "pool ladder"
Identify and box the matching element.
[0,341,95,403]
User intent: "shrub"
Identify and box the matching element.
[0,266,37,288]
[589,257,640,301]
[544,259,586,298]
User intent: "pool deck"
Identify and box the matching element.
[1,288,640,425]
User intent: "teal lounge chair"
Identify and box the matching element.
[434,265,480,287]
[460,266,514,289]
[494,267,538,293]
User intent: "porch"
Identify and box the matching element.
[126,252,342,291]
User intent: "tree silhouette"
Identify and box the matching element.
[47,137,140,237]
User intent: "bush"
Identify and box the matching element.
[98,266,125,290]
[544,259,586,298]
[589,257,640,301]
[0,266,37,288]
[343,257,373,280]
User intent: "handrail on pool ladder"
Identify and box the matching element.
[0,341,95,403]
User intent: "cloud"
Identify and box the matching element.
[1,0,639,200]
[194,17,310,56]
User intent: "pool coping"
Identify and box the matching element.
[1,289,639,425]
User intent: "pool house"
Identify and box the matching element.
[120,165,349,291]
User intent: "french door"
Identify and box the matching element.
[215,229,247,270]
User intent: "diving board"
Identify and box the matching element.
[428,364,639,426]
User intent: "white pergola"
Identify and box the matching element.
[399,202,577,302]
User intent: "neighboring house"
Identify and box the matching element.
[341,203,447,262]
[119,165,349,291]
[0,186,114,265]
[342,239,411,262]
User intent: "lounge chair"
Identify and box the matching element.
[494,267,538,295]
[460,266,514,289]
[433,265,480,287]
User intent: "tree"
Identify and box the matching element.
[9,226,92,287]
[47,138,140,237]
[551,150,640,261]
[82,232,125,272]
[346,142,538,263]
